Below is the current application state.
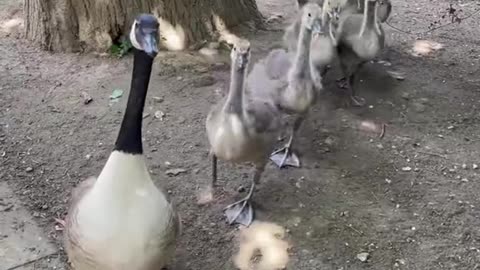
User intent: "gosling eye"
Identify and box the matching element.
[308,13,312,17]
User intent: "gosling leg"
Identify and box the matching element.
[337,59,365,107]
[224,166,264,226]
[347,72,366,107]
[197,154,217,205]
[270,116,303,168]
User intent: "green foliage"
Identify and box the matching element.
[109,39,133,58]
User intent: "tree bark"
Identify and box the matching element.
[24,0,264,52]
[297,0,324,8]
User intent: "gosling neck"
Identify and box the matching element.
[360,0,376,36]
[114,49,153,154]
[223,61,247,116]
[291,24,313,78]
[373,2,382,35]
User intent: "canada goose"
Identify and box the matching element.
[255,3,322,168]
[334,0,385,106]
[206,39,282,226]
[63,14,180,270]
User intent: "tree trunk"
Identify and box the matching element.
[24,0,264,52]
[297,0,324,8]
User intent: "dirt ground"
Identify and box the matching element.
[1,0,480,269]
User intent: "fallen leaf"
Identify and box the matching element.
[165,168,188,176]
[387,70,406,80]
[110,89,124,100]
[359,120,381,133]
[377,60,392,66]
[0,204,13,212]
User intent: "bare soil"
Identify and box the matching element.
[1,0,480,269]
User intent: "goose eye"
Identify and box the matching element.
[308,13,312,17]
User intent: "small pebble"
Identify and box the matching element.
[473,164,478,170]
[152,96,164,103]
[324,136,335,146]
[385,178,392,184]
[25,167,33,173]
[154,110,165,119]
[462,163,467,169]
[402,166,412,172]
[356,252,369,262]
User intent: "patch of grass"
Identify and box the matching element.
[109,39,133,58]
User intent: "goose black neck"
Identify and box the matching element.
[114,49,153,154]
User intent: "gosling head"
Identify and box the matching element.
[129,14,160,57]
[230,39,251,71]
[377,0,391,20]
[300,3,323,33]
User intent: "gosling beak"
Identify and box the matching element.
[141,29,159,57]
[238,54,248,69]
[312,21,323,35]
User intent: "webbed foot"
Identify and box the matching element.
[336,77,348,89]
[224,198,254,226]
[270,145,300,168]
[350,95,366,107]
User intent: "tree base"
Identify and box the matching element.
[24,0,264,52]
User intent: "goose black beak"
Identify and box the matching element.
[141,29,159,58]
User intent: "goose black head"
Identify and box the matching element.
[130,14,160,57]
